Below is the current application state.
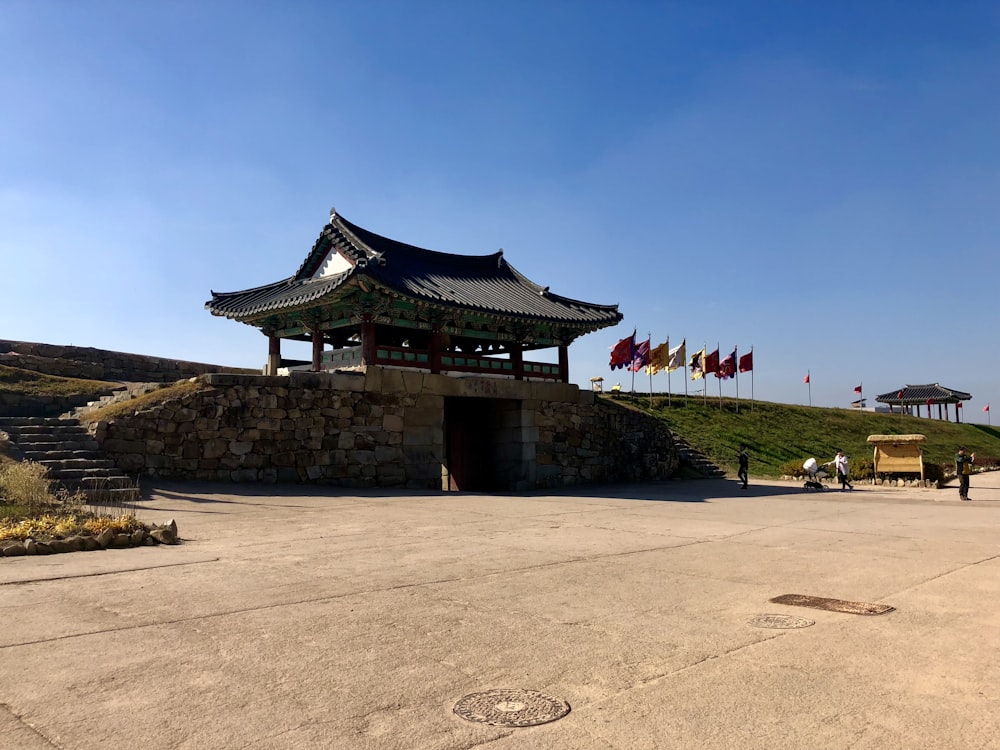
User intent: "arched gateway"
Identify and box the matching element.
[206,208,623,382]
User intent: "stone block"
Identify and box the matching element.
[229,440,254,455]
[382,413,404,432]
[202,438,228,459]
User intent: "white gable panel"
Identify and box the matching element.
[313,250,354,278]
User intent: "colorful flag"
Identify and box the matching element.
[629,338,651,372]
[984,404,991,413]
[717,349,737,380]
[804,373,811,384]
[647,340,670,374]
[609,332,636,370]
[738,349,753,373]
[704,348,720,375]
[689,347,706,380]
[853,384,862,394]
[897,389,904,399]
[667,340,686,372]
[957,402,963,409]
[926,398,934,406]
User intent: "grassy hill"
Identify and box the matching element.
[613,394,1000,478]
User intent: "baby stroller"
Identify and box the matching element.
[802,458,829,491]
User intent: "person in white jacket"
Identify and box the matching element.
[825,449,853,491]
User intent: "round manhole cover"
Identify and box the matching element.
[453,689,570,727]
[748,613,815,629]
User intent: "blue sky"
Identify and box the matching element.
[2,1,997,419]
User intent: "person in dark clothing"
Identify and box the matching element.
[956,446,976,500]
[737,444,749,490]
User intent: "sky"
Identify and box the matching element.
[2,1,998,420]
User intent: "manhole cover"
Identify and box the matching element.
[748,613,815,629]
[453,689,570,727]
[770,594,895,616]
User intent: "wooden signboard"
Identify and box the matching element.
[867,434,925,480]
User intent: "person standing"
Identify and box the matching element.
[737,444,749,490]
[956,446,976,501]
[827,449,853,491]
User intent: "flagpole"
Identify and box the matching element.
[683,339,688,407]
[648,353,653,409]
[750,347,755,411]
[703,343,708,406]
[734,345,739,414]
[807,369,812,407]
[665,337,671,409]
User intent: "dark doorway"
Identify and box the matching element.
[444,397,518,491]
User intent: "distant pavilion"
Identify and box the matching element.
[206,209,623,382]
[875,383,972,422]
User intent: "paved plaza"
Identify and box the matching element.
[2,474,999,749]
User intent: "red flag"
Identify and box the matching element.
[629,338,651,372]
[853,384,862,394]
[609,332,635,370]
[738,350,753,373]
[803,373,810,384]
[704,348,720,375]
[896,389,904,399]
[983,404,990,412]
[926,398,934,406]
[957,401,963,409]
[716,349,737,379]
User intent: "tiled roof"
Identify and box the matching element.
[207,211,623,329]
[874,384,972,404]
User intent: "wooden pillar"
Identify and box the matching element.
[266,334,281,376]
[360,316,376,366]
[938,403,943,420]
[311,326,323,372]
[945,403,950,421]
[429,328,442,374]
[956,403,962,423]
[511,341,524,381]
[558,345,569,384]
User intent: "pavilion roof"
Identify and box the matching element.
[874,384,972,405]
[206,210,622,332]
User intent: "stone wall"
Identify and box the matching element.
[0,340,256,383]
[93,368,679,490]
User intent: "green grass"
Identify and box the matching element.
[609,393,1000,478]
[0,364,118,398]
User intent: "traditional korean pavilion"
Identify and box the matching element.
[206,209,623,381]
[875,383,972,422]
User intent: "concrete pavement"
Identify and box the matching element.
[2,474,999,749]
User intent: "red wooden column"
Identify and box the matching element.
[311,326,323,371]
[267,334,281,376]
[429,327,442,374]
[511,341,524,381]
[558,345,569,383]
[360,315,376,365]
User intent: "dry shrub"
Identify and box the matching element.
[0,461,53,511]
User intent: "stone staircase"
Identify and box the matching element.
[672,435,727,478]
[0,416,140,506]
[62,381,167,421]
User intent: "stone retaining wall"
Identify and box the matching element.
[93,368,678,490]
[0,339,256,383]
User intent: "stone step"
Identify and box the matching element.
[20,449,104,461]
[43,467,120,480]
[10,432,93,443]
[77,475,139,490]
[83,486,142,505]
[17,439,101,452]
[4,424,91,437]
[0,417,81,427]
[39,458,116,472]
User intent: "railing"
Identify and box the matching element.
[320,345,562,380]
